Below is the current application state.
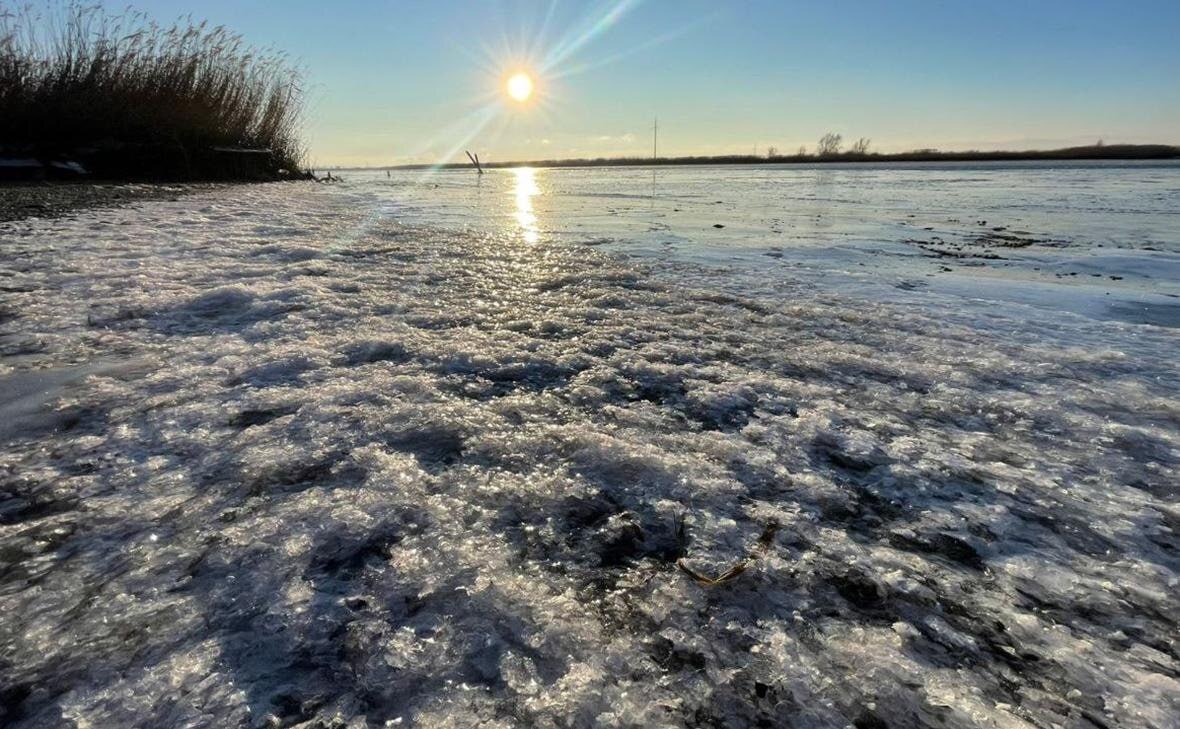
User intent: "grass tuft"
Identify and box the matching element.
[0,2,306,178]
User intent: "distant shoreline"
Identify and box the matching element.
[376,143,1179,172]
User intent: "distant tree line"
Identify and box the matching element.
[385,142,1179,172]
[765,132,872,160]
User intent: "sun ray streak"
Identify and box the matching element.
[334,104,499,245]
[423,103,500,180]
[540,0,642,73]
[530,0,560,60]
[401,103,498,160]
[549,13,718,80]
[423,0,708,168]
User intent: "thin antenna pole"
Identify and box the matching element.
[653,117,658,160]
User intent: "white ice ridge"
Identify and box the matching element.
[0,183,1177,728]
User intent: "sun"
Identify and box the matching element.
[506,71,534,102]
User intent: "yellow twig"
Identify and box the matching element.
[676,521,778,587]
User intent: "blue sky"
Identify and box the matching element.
[131,1,1179,165]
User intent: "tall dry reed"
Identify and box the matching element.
[0,2,305,172]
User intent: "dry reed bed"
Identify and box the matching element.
[0,2,304,178]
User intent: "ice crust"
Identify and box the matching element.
[0,184,1178,728]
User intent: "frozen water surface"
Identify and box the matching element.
[0,166,1178,728]
[364,161,1180,327]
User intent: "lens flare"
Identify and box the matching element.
[409,0,695,169]
[506,72,534,102]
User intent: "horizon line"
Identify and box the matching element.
[318,143,1180,171]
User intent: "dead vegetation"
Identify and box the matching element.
[0,2,305,178]
[676,521,779,586]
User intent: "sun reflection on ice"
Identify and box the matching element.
[513,167,540,243]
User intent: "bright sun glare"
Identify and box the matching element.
[506,72,534,102]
